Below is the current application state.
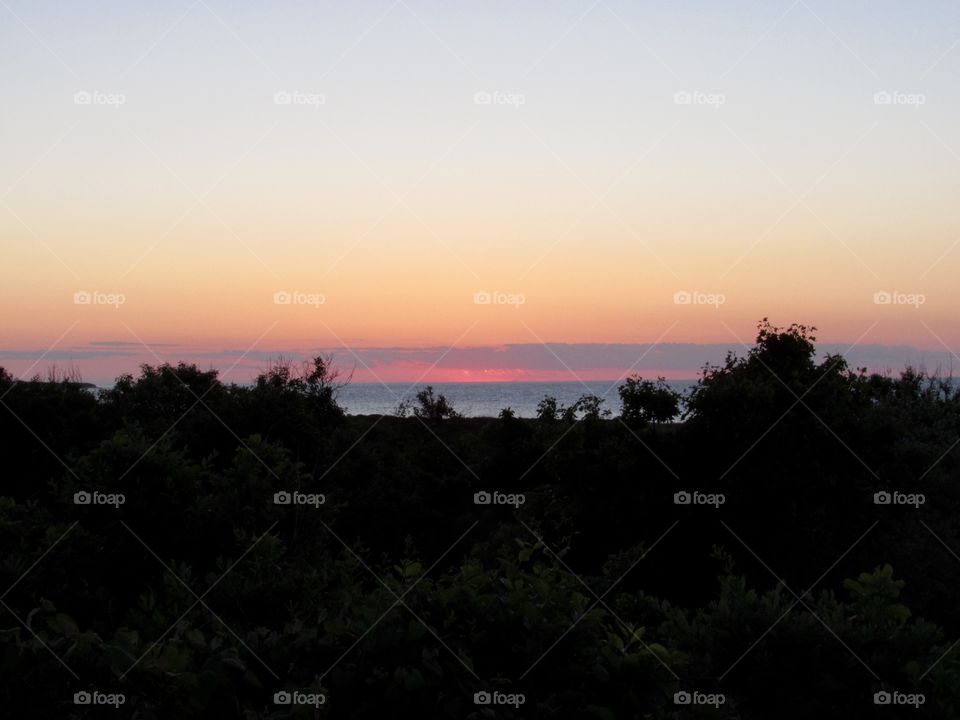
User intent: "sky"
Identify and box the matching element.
[2,0,959,384]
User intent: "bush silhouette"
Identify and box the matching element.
[2,325,960,718]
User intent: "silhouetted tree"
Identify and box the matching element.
[619,375,680,424]
[398,385,460,422]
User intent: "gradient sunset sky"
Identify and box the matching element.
[2,1,959,384]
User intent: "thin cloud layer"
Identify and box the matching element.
[1,342,955,386]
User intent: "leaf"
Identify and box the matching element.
[47,613,79,637]
[647,642,670,659]
[221,653,246,672]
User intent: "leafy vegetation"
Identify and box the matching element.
[1,321,959,717]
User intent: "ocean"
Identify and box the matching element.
[335,380,698,418]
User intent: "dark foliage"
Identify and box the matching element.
[1,323,959,718]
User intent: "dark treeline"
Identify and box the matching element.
[1,320,959,718]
